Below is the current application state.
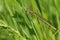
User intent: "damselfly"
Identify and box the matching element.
[26,8,56,30]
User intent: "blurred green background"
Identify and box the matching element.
[0,0,60,40]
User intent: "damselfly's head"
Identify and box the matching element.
[26,8,34,14]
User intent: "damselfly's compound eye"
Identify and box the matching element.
[26,8,34,14]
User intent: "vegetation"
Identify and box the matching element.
[0,0,60,40]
